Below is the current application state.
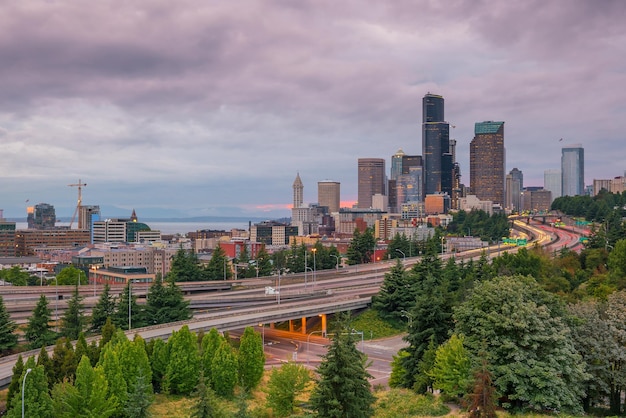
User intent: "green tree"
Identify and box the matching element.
[266,362,310,417]
[429,334,471,399]
[90,283,116,333]
[51,337,77,384]
[168,248,203,282]
[201,328,224,387]
[25,295,57,349]
[145,274,191,326]
[309,317,375,418]
[60,284,85,340]
[56,266,88,285]
[211,340,238,397]
[98,342,128,415]
[190,371,225,418]
[255,247,273,277]
[117,334,153,404]
[149,337,169,392]
[238,326,265,391]
[112,281,146,330]
[37,346,54,390]
[6,354,24,411]
[6,358,54,418]
[203,245,232,280]
[51,355,118,418]
[372,260,413,323]
[0,265,30,286]
[346,228,376,265]
[454,275,587,413]
[124,367,154,418]
[164,325,199,395]
[99,317,115,349]
[0,295,18,353]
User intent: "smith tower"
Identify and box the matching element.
[422,93,451,198]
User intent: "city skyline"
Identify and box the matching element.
[1,1,625,219]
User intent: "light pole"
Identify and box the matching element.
[91,266,98,298]
[304,251,308,290]
[22,368,32,418]
[223,258,226,280]
[305,267,313,290]
[258,324,265,346]
[330,254,339,271]
[312,248,317,288]
[395,249,406,263]
[128,279,134,330]
[440,236,445,255]
[307,330,326,366]
[276,270,281,305]
[54,275,58,332]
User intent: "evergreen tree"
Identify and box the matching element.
[149,337,169,391]
[0,295,18,353]
[25,294,56,349]
[124,367,154,418]
[37,346,54,390]
[309,317,375,417]
[6,358,54,418]
[112,282,146,330]
[372,260,413,323]
[100,317,115,349]
[163,325,199,395]
[90,283,116,333]
[145,274,191,325]
[204,245,232,280]
[60,284,85,340]
[211,340,238,397]
[346,228,376,265]
[190,371,224,418]
[51,337,77,384]
[266,362,310,417]
[98,342,128,415]
[117,335,154,407]
[51,355,118,418]
[238,326,265,391]
[467,356,498,418]
[255,247,273,277]
[201,328,224,387]
[167,248,203,282]
[6,354,24,411]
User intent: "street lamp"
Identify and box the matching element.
[223,258,227,280]
[91,266,99,298]
[312,248,317,288]
[258,323,265,346]
[400,310,413,326]
[307,330,326,366]
[128,279,135,330]
[395,249,406,263]
[440,236,445,255]
[330,254,339,271]
[54,275,58,332]
[22,368,32,418]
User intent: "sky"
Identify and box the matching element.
[1,0,625,219]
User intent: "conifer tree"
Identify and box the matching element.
[164,325,199,395]
[90,283,116,333]
[112,282,146,330]
[99,317,115,349]
[201,328,224,386]
[51,337,77,384]
[25,294,56,349]
[211,340,238,397]
[0,295,17,353]
[309,316,375,417]
[6,357,53,418]
[37,346,54,389]
[145,274,190,325]
[60,284,85,340]
[6,354,23,411]
[98,343,128,415]
[149,337,169,391]
[190,370,224,418]
[238,326,265,391]
[123,367,154,418]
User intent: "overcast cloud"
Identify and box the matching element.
[1,0,625,218]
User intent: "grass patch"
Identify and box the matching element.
[374,389,450,417]
[350,308,406,339]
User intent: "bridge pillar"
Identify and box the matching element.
[289,320,294,332]
[320,314,327,336]
[301,317,307,334]
[270,323,275,329]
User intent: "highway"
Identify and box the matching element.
[0,219,583,387]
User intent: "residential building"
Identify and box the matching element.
[357,158,386,209]
[470,121,505,206]
[561,145,585,196]
[0,210,16,257]
[15,229,90,256]
[459,195,493,215]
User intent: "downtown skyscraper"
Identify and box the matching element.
[357,158,386,209]
[561,145,585,196]
[470,121,505,206]
[422,93,452,199]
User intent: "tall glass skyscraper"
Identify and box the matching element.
[422,93,451,198]
[544,169,561,202]
[357,158,386,209]
[561,145,584,196]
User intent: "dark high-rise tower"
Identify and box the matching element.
[358,158,386,209]
[422,93,451,198]
[470,121,505,205]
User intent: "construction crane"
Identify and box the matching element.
[68,179,87,229]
